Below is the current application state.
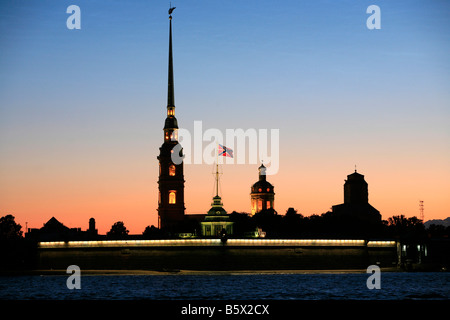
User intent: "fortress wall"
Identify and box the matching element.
[37,244,398,271]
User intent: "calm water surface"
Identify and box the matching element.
[0,272,449,300]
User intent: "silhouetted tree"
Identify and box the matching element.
[285,207,301,218]
[386,215,425,239]
[280,208,304,238]
[107,221,129,239]
[143,225,165,239]
[302,214,323,238]
[229,211,254,236]
[0,214,23,240]
[0,215,35,270]
[227,208,432,240]
[427,224,450,239]
[252,208,282,237]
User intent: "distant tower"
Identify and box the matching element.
[88,218,97,236]
[250,163,275,215]
[89,218,95,232]
[419,200,424,221]
[344,169,368,204]
[157,10,185,230]
[331,169,381,223]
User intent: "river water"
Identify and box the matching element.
[0,272,449,300]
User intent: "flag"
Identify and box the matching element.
[218,144,233,158]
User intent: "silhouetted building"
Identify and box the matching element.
[88,217,98,236]
[331,170,381,223]
[157,13,185,230]
[26,217,99,241]
[344,170,368,204]
[250,163,275,215]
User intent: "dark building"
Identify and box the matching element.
[250,163,275,215]
[344,170,368,204]
[26,217,98,241]
[332,170,381,223]
[157,12,186,230]
[88,217,98,236]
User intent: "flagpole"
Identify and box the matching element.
[216,143,219,197]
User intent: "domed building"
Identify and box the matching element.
[201,195,234,237]
[201,163,234,237]
[250,163,275,215]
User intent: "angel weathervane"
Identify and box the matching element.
[168,6,176,17]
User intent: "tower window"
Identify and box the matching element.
[258,200,263,211]
[258,188,262,192]
[267,201,271,209]
[169,164,176,176]
[169,191,176,204]
[267,188,270,192]
[252,200,257,215]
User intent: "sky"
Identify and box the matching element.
[0,0,449,234]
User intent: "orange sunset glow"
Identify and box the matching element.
[2,148,449,235]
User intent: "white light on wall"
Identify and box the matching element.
[38,238,394,248]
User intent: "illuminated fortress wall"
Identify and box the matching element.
[37,239,398,271]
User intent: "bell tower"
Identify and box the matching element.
[343,170,368,204]
[157,8,185,230]
[250,163,275,215]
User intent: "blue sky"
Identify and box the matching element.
[1,0,449,232]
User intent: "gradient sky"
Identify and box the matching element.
[1,0,449,234]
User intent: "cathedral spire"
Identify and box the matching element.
[164,7,178,131]
[157,5,185,231]
[167,7,175,110]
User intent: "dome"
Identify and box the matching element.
[164,116,178,129]
[251,163,274,193]
[251,180,274,193]
[206,196,228,216]
[206,207,228,216]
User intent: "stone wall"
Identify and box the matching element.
[38,244,398,271]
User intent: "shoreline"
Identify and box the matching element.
[1,267,402,276]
